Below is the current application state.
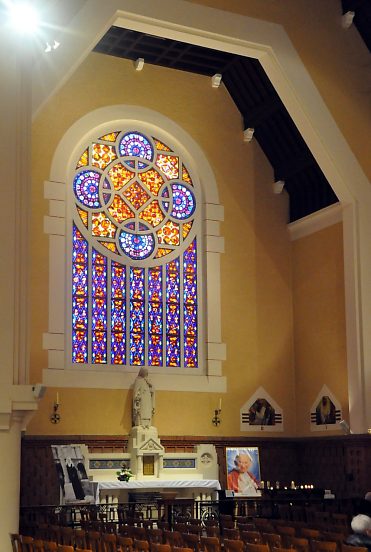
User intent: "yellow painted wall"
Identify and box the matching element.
[29,52,294,436]
[292,223,348,435]
[28,1,353,439]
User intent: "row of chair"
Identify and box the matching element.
[16,528,359,552]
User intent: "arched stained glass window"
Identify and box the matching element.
[71,130,200,368]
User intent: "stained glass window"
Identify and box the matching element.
[71,130,199,368]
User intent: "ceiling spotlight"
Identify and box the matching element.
[53,40,60,50]
[8,2,40,34]
[273,180,285,194]
[134,58,145,71]
[243,128,255,142]
[44,42,51,53]
[341,10,355,29]
[211,74,222,88]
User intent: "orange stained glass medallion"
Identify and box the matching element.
[91,212,116,238]
[139,200,165,227]
[157,220,180,246]
[155,247,172,258]
[155,154,179,179]
[99,131,120,142]
[154,138,171,152]
[182,221,193,239]
[139,169,164,194]
[76,148,89,169]
[182,164,193,186]
[108,195,134,223]
[77,207,88,227]
[92,143,117,169]
[108,163,135,191]
[123,181,150,210]
[100,241,118,253]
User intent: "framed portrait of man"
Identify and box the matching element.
[226,447,261,496]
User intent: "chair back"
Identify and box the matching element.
[20,536,34,552]
[312,541,337,552]
[285,536,309,552]
[44,543,58,552]
[163,531,183,548]
[133,539,150,552]
[261,533,282,550]
[300,529,321,540]
[182,533,200,552]
[10,534,22,552]
[223,529,240,540]
[244,544,270,552]
[200,536,221,552]
[341,546,367,552]
[150,545,171,552]
[147,529,163,544]
[117,536,134,552]
[241,531,263,545]
[61,527,74,546]
[102,532,118,552]
[205,527,220,538]
[223,539,245,552]
[87,530,102,552]
[57,546,74,552]
[75,529,88,549]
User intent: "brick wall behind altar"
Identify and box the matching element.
[20,435,371,506]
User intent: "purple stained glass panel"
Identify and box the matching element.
[111,262,126,364]
[183,239,198,367]
[92,249,107,363]
[166,258,180,366]
[130,268,145,365]
[149,267,163,366]
[72,226,88,363]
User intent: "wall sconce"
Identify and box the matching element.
[50,393,61,424]
[212,398,222,426]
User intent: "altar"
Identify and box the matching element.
[96,479,221,504]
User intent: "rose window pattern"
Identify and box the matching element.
[72,130,199,368]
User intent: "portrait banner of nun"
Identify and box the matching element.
[51,444,95,504]
[226,447,261,496]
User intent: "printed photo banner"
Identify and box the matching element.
[240,386,283,432]
[51,444,96,504]
[226,446,261,496]
[310,385,342,432]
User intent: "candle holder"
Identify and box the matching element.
[50,401,61,424]
[212,408,221,426]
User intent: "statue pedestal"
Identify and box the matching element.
[128,426,165,480]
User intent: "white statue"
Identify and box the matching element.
[132,367,155,428]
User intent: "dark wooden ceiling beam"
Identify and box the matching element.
[240,96,282,128]
[273,151,316,182]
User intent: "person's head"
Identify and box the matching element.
[351,514,371,535]
[234,451,252,473]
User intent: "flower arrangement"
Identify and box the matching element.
[116,463,133,482]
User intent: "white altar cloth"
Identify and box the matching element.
[98,479,221,491]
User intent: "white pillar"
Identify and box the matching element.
[0,417,22,549]
[0,15,40,551]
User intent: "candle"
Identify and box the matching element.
[219,398,222,411]
[56,392,59,405]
